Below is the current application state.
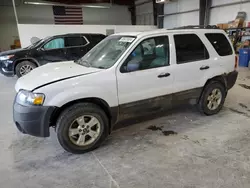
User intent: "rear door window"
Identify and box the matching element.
[174,34,209,64]
[65,36,88,47]
[205,33,233,56]
[90,35,106,45]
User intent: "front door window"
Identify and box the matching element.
[121,36,170,72]
[44,38,65,49]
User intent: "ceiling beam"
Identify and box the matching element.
[43,0,134,6]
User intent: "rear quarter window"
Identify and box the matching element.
[205,33,233,56]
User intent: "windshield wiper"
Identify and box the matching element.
[97,66,106,69]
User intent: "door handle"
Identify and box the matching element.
[200,66,210,70]
[158,73,170,78]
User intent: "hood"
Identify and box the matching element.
[0,48,28,56]
[15,61,102,91]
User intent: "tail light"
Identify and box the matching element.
[234,55,238,69]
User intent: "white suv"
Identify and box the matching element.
[13,27,238,153]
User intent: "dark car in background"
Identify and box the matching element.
[0,33,106,77]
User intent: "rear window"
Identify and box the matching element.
[174,34,209,64]
[205,33,233,56]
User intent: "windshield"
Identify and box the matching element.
[77,35,136,69]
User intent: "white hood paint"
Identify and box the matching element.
[15,61,101,91]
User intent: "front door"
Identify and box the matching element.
[116,36,174,120]
[36,37,67,64]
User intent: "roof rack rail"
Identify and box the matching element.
[169,25,219,30]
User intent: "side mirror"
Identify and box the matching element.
[39,47,45,51]
[127,62,139,72]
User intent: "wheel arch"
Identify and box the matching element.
[199,74,228,103]
[14,58,40,73]
[205,74,227,89]
[50,97,117,133]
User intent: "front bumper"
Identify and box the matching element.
[226,71,238,90]
[13,102,55,137]
[0,60,14,76]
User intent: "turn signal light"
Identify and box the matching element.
[33,96,44,105]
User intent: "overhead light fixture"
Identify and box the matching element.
[23,1,111,8]
[156,0,172,3]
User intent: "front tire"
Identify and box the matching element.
[56,103,109,154]
[198,81,226,115]
[15,61,37,78]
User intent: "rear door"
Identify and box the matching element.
[36,37,67,64]
[65,35,90,60]
[172,33,210,94]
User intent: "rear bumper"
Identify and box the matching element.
[0,60,14,76]
[13,102,55,137]
[226,71,238,90]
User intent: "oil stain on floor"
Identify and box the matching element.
[229,108,250,118]
[239,84,250,90]
[147,125,163,131]
[239,103,248,109]
[162,131,177,136]
[147,125,177,136]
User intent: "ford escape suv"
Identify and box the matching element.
[13,26,238,154]
[0,33,105,77]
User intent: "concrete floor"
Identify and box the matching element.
[0,68,250,188]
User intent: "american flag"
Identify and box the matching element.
[53,6,83,25]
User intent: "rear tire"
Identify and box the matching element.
[15,61,37,78]
[198,81,226,115]
[56,103,109,154]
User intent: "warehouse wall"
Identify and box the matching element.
[5,4,131,25]
[135,0,154,25]
[163,0,250,29]
[163,0,199,29]
[210,0,250,24]
[0,3,131,50]
[18,24,156,47]
[0,5,18,51]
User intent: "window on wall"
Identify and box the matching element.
[174,34,209,64]
[205,33,233,56]
[121,36,169,72]
[43,38,65,49]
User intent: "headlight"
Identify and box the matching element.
[0,55,14,61]
[16,90,45,106]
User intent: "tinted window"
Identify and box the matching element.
[121,36,169,72]
[174,34,209,64]
[91,35,106,45]
[205,33,233,56]
[65,36,87,47]
[44,38,65,49]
